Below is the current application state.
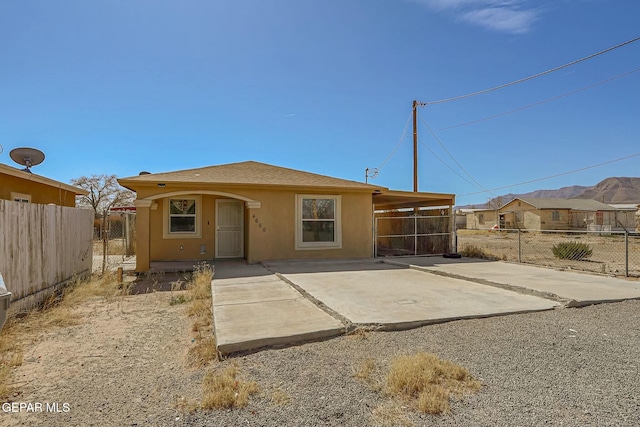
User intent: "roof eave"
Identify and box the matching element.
[117,179,384,193]
[0,163,89,196]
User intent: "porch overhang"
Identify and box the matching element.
[373,189,455,210]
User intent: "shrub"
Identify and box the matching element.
[552,242,593,260]
[459,245,485,258]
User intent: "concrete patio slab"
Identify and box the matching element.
[393,257,640,307]
[271,260,558,329]
[211,263,344,355]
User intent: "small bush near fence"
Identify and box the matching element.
[551,242,593,260]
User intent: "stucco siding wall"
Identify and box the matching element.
[465,211,498,230]
[149,195,216,261]
[247,190,373,262]
[142,185,373,263]
[0,173,77,206]
[537,209,570,230]
[523,211,540,230]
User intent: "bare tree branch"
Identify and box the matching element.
[71,174,135,215]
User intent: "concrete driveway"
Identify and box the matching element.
[212,257,640,355]
[268,260,558,329]
[211,261,343,355]
[394,257,640,307]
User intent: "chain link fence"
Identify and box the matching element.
[92,211,136,274]
[456,229,640,277]
[375,209,452,257]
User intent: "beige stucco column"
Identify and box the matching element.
[245,200,261,264]
[134,199,152,273]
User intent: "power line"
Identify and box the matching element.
[419,114,496,197]
[377,111,413,171]
[418,138,481,190]
[439,68,640,131]
[426,36,640,105]
[460,152,640,197]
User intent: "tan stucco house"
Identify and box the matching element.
[498,197,618,230]
[0,163,87,207]
[118,161,455,272]
[465,208,499,230]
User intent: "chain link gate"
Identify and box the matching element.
[93,210,136,274]
[375,208,452,257]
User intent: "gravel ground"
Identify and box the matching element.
[181,300,640,427]
[5,287,640,426]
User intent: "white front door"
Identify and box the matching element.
[215,199,244,258]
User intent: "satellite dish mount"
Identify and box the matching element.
[10,147,45,173]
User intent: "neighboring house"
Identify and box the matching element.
[0,163,87,206]
[118,161,455,272]
[454,209,469,229]
[608,204,640,230]
[497,197,617,230]
[465,208,499,230]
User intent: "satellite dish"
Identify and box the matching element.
[10,147,45,173]
[138,171,151,175]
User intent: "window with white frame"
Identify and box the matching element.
[169,199,196,232]
[11,192,31,203]
[296,195,341,249]
[163,197,202,239]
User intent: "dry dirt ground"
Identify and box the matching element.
[5,290,201,426]
[457,230,640,276]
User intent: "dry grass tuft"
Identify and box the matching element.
[371,401,414,427]
[188,263,213,302]
[174,396,198,413]
[186,299,211,319]
[459,244,500,260]
[0,318,23,399]
[201,364,258,409]
[0,365,11,400]
[62,273,124,304]
[385,352,481,414]
[270,388,291,406]
[347,327,370,340]
[459,244,486,259]
[189,337,217,368]
[353,358,376,381]
[186,262,217,367]
[353,358,384,392]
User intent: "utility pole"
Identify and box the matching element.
[412,100,425,192]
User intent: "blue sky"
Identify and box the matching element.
[1,0,638,205]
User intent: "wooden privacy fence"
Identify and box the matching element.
[0,200,93,310]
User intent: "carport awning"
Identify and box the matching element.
[373,189,455,210]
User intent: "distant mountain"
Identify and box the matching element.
[576,177,640,204]
[457,177,640,209]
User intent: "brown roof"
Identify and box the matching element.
[504,197,617,211]
[119,161,383,190]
